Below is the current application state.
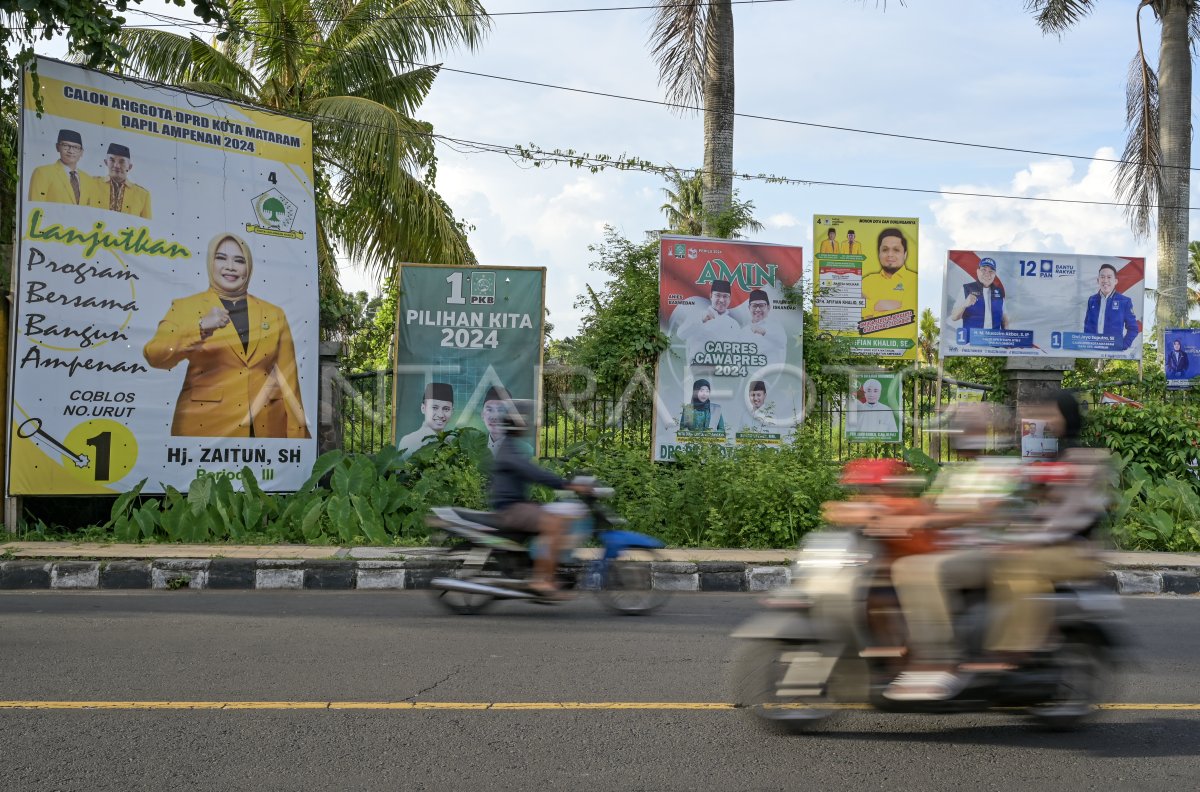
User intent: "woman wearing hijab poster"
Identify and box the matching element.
[679,378,725,433]
[144,232,309,438]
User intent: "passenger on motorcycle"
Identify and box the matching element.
[985,390,1113,660]
[883,402,1024,701]
[488,398,590,599]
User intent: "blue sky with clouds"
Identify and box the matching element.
[37,0,1188,337]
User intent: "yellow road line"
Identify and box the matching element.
[0,701,1199,711]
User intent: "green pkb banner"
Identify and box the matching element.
[392,264,546,459]
[846,371,903,444]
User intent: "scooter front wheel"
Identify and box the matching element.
[593,548,670,615]
[731,639,837,733]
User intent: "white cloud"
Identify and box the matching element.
[765,212,801,229]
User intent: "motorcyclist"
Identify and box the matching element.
[984,389,1113,660]
[882,402,1024,701]
[488,398,589,599]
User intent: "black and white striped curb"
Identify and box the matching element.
[0,558,1194,594]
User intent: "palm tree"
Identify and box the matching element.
[113,0,490,296]
[917,308,940,367]
[659,167,705,236]
[649,0,735,236]
[1027,1,1196,342]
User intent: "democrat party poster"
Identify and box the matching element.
[1165,329,1200,391]
[940,251,1145,360]
[813,215,919,360]
[392,264,546,460]
[654,236,805,462]
[7,58,318,495]
[846,372,903,444]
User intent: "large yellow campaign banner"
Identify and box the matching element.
[812,215,918,359]
[6,58,318,495]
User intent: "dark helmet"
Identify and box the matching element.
[500,399,536,435]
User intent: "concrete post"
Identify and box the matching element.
[1004,357,1072,407]
[317,341,345,454]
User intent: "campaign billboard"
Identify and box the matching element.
[846,371,903,444]
[392,264,546,459]
[7,58,318,495]
[939,251,1145,360]
[654,236,805,461]
[1165,329,1200,391]
[813,215,919,360]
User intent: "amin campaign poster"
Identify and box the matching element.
[654,236,805,462]
[1165,329,1200,391]
[813,214,919,360]
[392,264,546,460]
[7,58,318,495]
[940,251,1145,360]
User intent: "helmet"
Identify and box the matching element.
[499,399,536,435]
[944,402,1014,452]
[840,458,909,488]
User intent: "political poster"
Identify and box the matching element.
[846,371,903,444]
[940,251,1145,360]
[654,236,805,462]
[1165,329,1200,391]
[392,264,546,460]
[813,214,919,360]
[7,57,318,495]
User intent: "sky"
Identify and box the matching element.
[35,0,1192,338]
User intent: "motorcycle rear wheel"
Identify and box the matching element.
[731,639,837,733]
[594,549,670,615]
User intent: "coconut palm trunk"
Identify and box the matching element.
[1154,0,1192,339]
[701,1,734,234]
[650,0,735,238]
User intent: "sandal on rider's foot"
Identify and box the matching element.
[882,670,968,701]
[528,582,571,602]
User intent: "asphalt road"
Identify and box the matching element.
[1,591,1198,791]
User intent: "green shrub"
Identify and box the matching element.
[1108,459,1200,552]
[559,427,843,548]
[88,429,491,545]
[1082,404,1200,481]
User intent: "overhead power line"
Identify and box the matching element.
[121,6,1200,175]
[28,0,791,30]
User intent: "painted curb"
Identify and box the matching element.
[1,559,1196,594]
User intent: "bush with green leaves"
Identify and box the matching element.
[559,427,843,548]
[1082,403,1200,481]
[100,429,490,545]
[1108,460,1200,552]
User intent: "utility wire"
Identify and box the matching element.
[5,0,797,31]
[123,6,1200,175]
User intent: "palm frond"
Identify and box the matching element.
[331,158,472,275]
[1114,51,1162,237]
[350,67,440,118]
[310,94,434,171]
[1025,0,1097,36]
[326,0,490,64]
[118,28,260,95]
[648,0,707,112]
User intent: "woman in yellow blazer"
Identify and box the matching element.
[143,233,310,438]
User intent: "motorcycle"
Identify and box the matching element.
[729,528,1125,732]
[426,477,670,615]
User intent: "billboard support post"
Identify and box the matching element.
[3,497,17,534]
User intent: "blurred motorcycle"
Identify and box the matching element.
[427,477,670,615]
[729,527,1125,732]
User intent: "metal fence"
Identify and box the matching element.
[339,368,998,462]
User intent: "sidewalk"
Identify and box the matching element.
[1,541,1197,594]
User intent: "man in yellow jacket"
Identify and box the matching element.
[27,129,99,206]
[89,143,152,219]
